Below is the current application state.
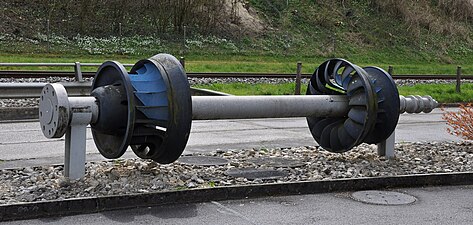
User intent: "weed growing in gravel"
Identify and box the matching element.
[208,181,216,187]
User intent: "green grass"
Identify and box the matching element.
[1,53,471,75]
[0,53,139,71]
[194,82,473,103]
[193,82,307,95]
[398,83,473,103]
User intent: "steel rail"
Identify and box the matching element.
[1,70,473,80]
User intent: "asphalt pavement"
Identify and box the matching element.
[0,108,461,168]
[2,185,472,225]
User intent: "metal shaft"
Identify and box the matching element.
[192,95,439,120]
[192,95,350,120]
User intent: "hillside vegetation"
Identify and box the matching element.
[1,0,473,66]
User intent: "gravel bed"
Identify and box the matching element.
[188,77,309,85]
[0,77,92,83]
[0,141,471,205]
[0,98,39,108]
[1,77,472,108]
[395,79,473,86]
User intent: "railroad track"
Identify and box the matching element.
[1,70,472,80]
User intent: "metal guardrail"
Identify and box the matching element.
[2,70,473,80]
[0,61,470,99]
[0,82,229,99]
[0,82,91,98]
[0,63,134,82]
[0,76,471,99]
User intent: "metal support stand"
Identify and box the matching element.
[377,131,395,158]
[63,97,97,179]
[39,84,98,179]
[64,124,87,179]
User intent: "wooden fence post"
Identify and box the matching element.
[456,66,462,93]
[388,66,393,75]
[295,62,302,95]
[180,57,186,69]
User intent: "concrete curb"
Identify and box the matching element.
[1,172,473,222]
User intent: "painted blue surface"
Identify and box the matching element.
[129,63,168,121]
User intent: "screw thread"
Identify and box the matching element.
[399,95,438,114]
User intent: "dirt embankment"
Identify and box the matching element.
[0,0,266,38]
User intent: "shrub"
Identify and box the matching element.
[442,104,473,140]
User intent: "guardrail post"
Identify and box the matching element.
[388,66,393,75]
[295,62,302,95]
[456,66,461,93]
[74,62,83,82]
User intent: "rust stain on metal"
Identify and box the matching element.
[56,106,69,136]
[71,106,92,113]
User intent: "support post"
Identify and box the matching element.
[456,66,461,93]
[64,124,87,179]
[64,97,97,179]
[74,62,83,82]
[295,62,302,95]
[377,131,395,158]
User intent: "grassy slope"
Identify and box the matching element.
[1,0,473,76]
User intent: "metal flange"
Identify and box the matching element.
[362,66,400,144]
[90,61,135,159]
[39,83,70,138]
